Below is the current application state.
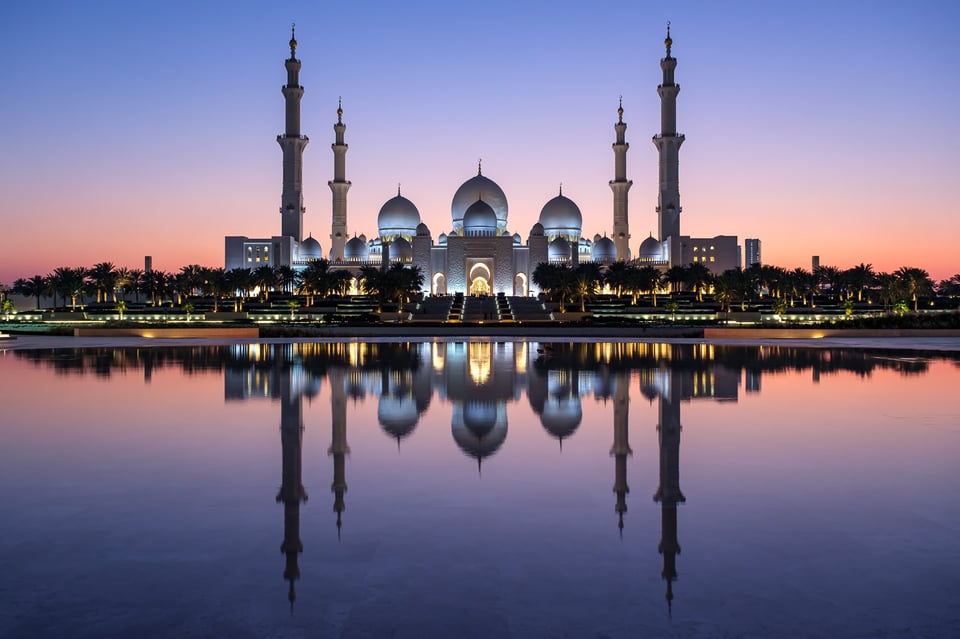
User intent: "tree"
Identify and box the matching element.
[876,272,902,313]
[276,265,298,294]
[637,266,663,306]
[252,265,276,300]
[572,263,602,312]
[714,268,751,311]
[88,262,117,303]
[2,299,14,318]
[603,261,629,297]
[684,262,712,302]
[785,268,814,307]
[895,267,933,312]
[49,267,87,310]
[125,269,145,303]
[202,267,229,312]
[844,263,876,302]
[665,265,689,294]
[113,267,132,302]
[13,275,48,309]
[115,300,127,320]
[532,263,575,312]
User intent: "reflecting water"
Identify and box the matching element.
[1,341,958,638]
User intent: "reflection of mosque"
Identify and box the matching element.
[221,341,751,611]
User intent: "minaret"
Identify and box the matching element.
[278,24,309,242]
[652,22,684,266]
[276,364,307,610]
[610,372,632,534]
[610,97,633,261]
[328,98,351,260]
[654,368,686,615]
[329,367,350,536]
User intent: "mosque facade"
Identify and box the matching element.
[225,25,741,294]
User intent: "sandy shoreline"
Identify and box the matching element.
[2,333,959,352]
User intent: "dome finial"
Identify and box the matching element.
[337,96,343,124]
[665,20,672,55]
[289,22,297,57]
[559,182,563,196]
[397,182,401,196]
[618,95,624,123]
[477,158,482,176]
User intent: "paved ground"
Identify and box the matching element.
[2,334,959,352]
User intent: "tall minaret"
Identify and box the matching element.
[610,97,633,261]
[652,22,684,266]
[328,98,351,261]
[278,24,309,242]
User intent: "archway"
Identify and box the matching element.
[514,273,527,297]
[468,262,492,296]
[432,272,447,296]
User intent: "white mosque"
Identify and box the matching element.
[225,24,741,296]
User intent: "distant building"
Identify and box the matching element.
[745,239,761,266]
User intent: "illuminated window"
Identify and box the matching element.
[710,245,715,250]
[710,256,715,262]
[693,247,698,252]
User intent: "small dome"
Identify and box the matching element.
[591,236,616,262]
[462,200,498,236]
[538,194,582,239]
[344,236,369,260]
[378,195,421,239]
[416,222,431,237]
[639,234,662,260]
[530,222,545,236]
[438,233,448,245]
[513,232,522,245]
[451,174,508,232]
[299,235,322,260]
[390,237,413,261]
[548,237,570,261]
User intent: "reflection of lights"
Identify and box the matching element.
[468,342,492,385]
[515,341,527,374]
[432,343,445,372]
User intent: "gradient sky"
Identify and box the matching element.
[2,0,958,284]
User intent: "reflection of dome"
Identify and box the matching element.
[639,234,662,260]
[462,200,498,236]
[540,396,582,443]
[378,396,419,443]
[390,237,413,262]
[548,237,570,261]
[452,401,508,468]
[299,235,322,260]
[451,174,508,232]
[538,194,582,239]
[378,195,421,239]
[591,236,615,262]
[344,236,369,260]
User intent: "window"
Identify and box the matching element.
[710,256,715,262]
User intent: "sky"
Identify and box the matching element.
[1,0,959,284]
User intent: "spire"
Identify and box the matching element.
[397,183,401,196]
[337,96,343,124]
[559,182,563,196]
[664,21,672,57]
[618,95,624,123]
[289,22,297,58]
[477,158,482,176]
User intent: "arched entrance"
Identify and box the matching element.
[514,273,527,296]
[468,262,492,296]
[432,272,447,296]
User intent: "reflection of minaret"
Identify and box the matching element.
[610,372,631,535]
[329,367,349,536]
[276,367,307,610]
[654,369,686,615]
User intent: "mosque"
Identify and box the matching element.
[225,25,741,295]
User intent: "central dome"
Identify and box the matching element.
[451,173,508,233]
[462,200,498,236]
[378,194,421,240]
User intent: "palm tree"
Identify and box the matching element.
[13,275,49,309]
[145,270,169,306]
[389,263,424,312]
[684,262,712,302]
[844,263,876,302]
[252,265,276,300]
[894,266,933,312]
[714,268,751,311]
[88,262,117,303]
[637,265,663,306]
[113,267,133,302]
[665,265,688,294]
[813,265,842,304]
[115,300,127,320]
[603,261,630,297]
[298,259,331,306]
[532,263,576,312]
[49,267,87,310]
[276,265,298,294]
[875,272,902,313]
[573,263,602,312]
[125,269,145,303]
[359,265,389,312]
[202,267,229,312]
[226,268,254,310]
[178,265,205,299]
[786,267,814,307]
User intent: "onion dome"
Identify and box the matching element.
[378,194,421,240]
[451,170,508,233]
[299,234,322,260]
[548,236,570,261]
[530,222,545,236]
[438,233,448,245]
[390,237,413,262]
[344,236,369,261]
[416,222,431,237]
[591,236,616,262]
[639,233,662,261]
[462,200,498,236]
[513,232,522,245]
[538,192,582,240]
